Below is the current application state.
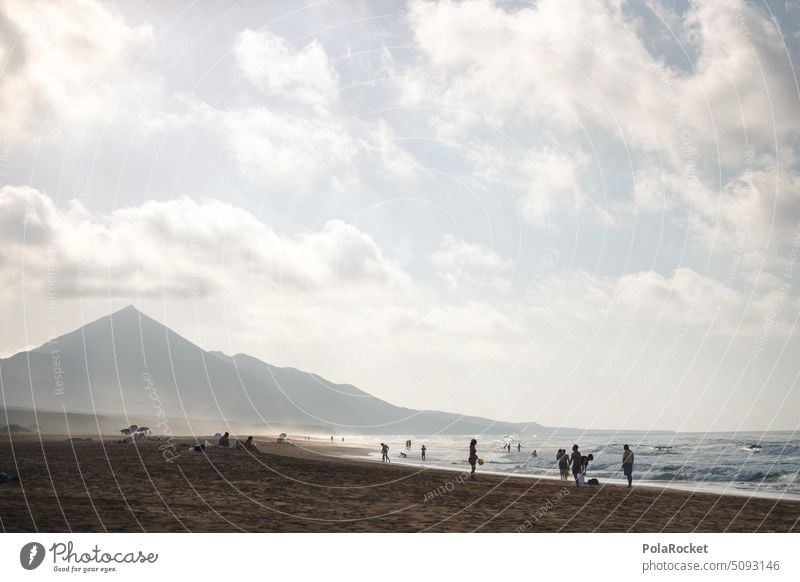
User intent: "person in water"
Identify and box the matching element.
[517,443,521,452]
[570,444,582,485]
[421,444,427,461]
[469,439,478,479]
[622,444,635,487]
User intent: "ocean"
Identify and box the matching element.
[344,431,800,500]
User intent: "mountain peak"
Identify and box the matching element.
[114,304,142,316]
[107,304,162,327]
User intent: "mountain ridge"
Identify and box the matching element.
[0,306,552,435]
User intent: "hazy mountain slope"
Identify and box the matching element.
[0,306,546,435]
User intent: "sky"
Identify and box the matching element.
[1,0,799,432]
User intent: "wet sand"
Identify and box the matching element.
[1,434,798,532]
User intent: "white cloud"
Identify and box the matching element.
[404,0,800,270]
[181,94,422,190]
[184,95,359,188]
[372,119,419,179]
[0,0,157,139]
[406,0,671,138]
[0,185,410,298]
[519,149,589,227]
[234,28,338,113]
[432,235,512,291]
[406,0,797,164]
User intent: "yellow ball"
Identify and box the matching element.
[477,458,484,465]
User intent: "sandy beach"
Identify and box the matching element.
[1,434,798,533]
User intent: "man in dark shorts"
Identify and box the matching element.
[570,444,582,485]
[622,444,634,487]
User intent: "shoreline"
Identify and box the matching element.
[12,432,800,503]
[355,452,800,503]
[2,434,798,532]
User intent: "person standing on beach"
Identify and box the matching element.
[558,449,569,480]
[469,439,478,479]
[622,444,634,487]
[570,444,582,485]
[421,444,426,460]
[381,443,391,462]
[517,443,521,452]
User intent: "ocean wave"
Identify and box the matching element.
[649,472,692,481]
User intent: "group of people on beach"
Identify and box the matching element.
[376,438,635,487]
[381,441,428,461]
[556,445,594,485]
[184,432,260,453]
[466,440,634,486]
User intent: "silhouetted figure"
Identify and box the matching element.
[469,439,478,479]
[218,432,230,447]
[557,449,570,480]
[622,444,635,487]
[239,436,257,451]
[570,444,582,485]
[381,443,390,463]
[331,436,334,443]
[532,449,537,458]
[421,444,427,461]
[517,443,521,452]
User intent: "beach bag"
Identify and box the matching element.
[588,478,599,486]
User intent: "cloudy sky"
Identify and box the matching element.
[1,0,799,432]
